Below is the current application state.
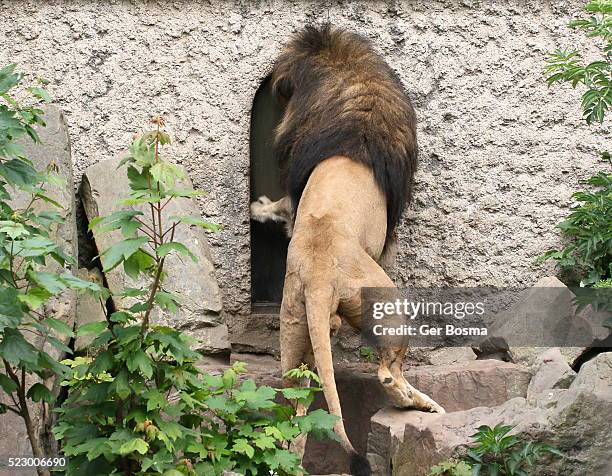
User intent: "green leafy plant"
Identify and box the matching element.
[0,64,108,475]
[593,277,612,288]
[545,0,611,125]
[430,424,563,476]
[465,424,563,476]
[359,346,377,363]
[540,170,612,285]
[55,120,338,475]
[429,460,472,476]
[541,0,611,286]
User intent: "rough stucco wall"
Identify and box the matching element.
[0,0,608,349]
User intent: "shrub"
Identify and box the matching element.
[540,0,611,286]
[55,120,337,475]
[540,171,612,285]
[429,424,563,476]
[0,64,108,475]
[429,460,472,476]
[464,424,563,476]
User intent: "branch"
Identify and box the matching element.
[161,222,178,240]
[159,197,173,212]
[139,257,165,337]
[133,217,157,237]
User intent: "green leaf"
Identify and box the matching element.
[126,351,153,379]
[166,188,205,198]
[126,165,151,190]
[253,434,276,450]
[0,329,39,365]
[232,438,255,458]
[89,350,115,375]
[156,242,197,262]
[45,317,74,337]
[0,158,40,187]
[123,249,155,279]
[295,409,339,440]
[11,237,59,258]
[144,390,167,411]
[234,383,277,410]
[154,291,180,313]
[26,383,54,403]
[0,373,17,393]
[47,336,72,355]
[279,387,318,401]
[60,273,109,297]
[266,449,301,471]
[76,321,107,337]
[112,370,131,399]
[27,271,66,294]
[89,210,144,236]
[27,87,52,103]
[119,287,147,298]
[17,287,52,310]
[0,221,29,239]
[150,161,184,188]
[0,287,24,330]
[100,236,149,272]
[129,138,155,167]
[157,420,183,442]
[0,64,20,93]
[118,437,149,456]
[169,215,222,232]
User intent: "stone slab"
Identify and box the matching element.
[80,157,229,352]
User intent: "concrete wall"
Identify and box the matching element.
[1,0,607,349]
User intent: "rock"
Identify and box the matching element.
[230,311,280,356]
[383,352,612,476]
[0,106,77,463]
[427,347,477,365]
[74,267,106,351]
[527,348,576,402]
[405,360,531,413]
[473,277,608,368]
[80,157,229,353]
[13,106,78,357]
[17,106,78,265]
[367,408,415,476]
[366,360,531,475]
[571,350,612,393]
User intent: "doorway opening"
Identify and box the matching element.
[250,76,288,313]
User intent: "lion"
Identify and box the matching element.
[251,25,445,476]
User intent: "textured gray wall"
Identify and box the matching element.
[1,0,608,347]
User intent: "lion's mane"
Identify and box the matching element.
[272,24,418,246]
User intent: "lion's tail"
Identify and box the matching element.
[304,286,372,476]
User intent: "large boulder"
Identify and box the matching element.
[366,360,531,475]
[474,277,609,368]
[10,106,78,356]
[382,352,612,476]
[73,267,106,351]
[80,157,229,353]
[309,360,531,474]
[526,347,576,402]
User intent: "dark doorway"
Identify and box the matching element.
[250,76,288,311]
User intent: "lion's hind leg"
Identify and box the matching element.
[340,251,446,414]
[378,346,445,413]
[279,274,313,463]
